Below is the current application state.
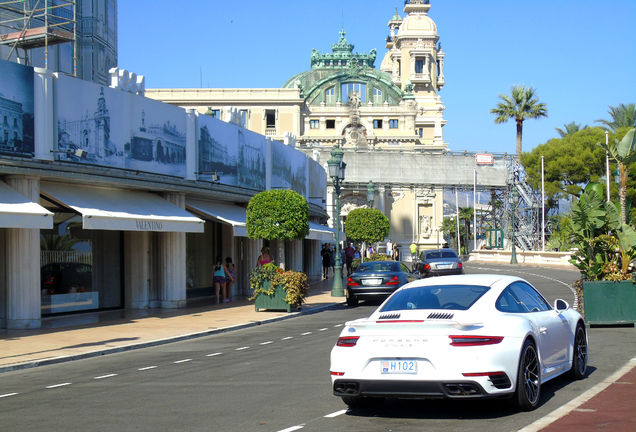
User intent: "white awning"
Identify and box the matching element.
[187,199,248,237]
[0,181,53,229]
[41,182,204,233]
[308,222,335,241]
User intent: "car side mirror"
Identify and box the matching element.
[554,299,569,312]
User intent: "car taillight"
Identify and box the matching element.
[330,371,345,376]
[336,336,359,347]
[458,262,463,269]
[449,335,504,346]
[386,276,400,285]
[424,263,431,270]
[462,371,506,377]
[347,278,359,286]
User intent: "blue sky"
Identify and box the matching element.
[118,0,636,155]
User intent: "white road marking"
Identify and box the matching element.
[574,408,597,412]
[301,332,312,336]
[281,336,293,340]
[277,426,304,432]
[260,341,273,345]
[0,393,18,398]
[94,374,118,380]
[138,366,157,371]
[518,357,636,432]
[334,324,343,327]
[46,383,71,389]
[173,359,192,364]
[324,409,347,418]
[206,352,222,357]
[318,328,328,331]
[235,346,250,351]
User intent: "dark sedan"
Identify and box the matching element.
[416,248,463,278]
[346,261,418,307]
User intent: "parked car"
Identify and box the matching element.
[346,260,418,307]
[41,262,92,294]
[330,274,587,411]
[416,248,463,278]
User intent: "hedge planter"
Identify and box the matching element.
[254,280,299,313]
[582,279,636,325]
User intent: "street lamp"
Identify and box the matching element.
[327,145,346,297]
[366,180,375,208]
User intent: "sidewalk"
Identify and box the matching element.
[0,278,342,373]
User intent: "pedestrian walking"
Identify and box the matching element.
[225,257,236,303]
[212,257,229,304]
[386,239,393,256]
[344,242,355,276]
[392,243,399,261]
[410,241,418,262]
[321,244,331,279]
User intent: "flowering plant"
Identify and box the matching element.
[249,262,308,305]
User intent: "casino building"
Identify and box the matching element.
[147,0,450,256]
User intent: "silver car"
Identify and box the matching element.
[416,248,463,278]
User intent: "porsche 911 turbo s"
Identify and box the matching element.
[330,274,588,411]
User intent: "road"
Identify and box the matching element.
[1,264,635,432]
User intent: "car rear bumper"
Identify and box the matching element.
[424,268,464,277]
[347,286,400,299]
[333,378,507,399]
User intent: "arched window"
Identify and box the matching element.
[373,88,383,104]
[325,86,336,105]
[341,82,366,103]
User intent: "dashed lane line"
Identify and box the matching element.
[277,425,304,432]
[45,383,71,389]
[0,393,18,398]
[301,332,312,336]
[173,359,192,364]
[324,409,347,418]
[94,374,118,380]
[206,352,222,357]
[318,328,328,331]
[235,346,250,351]
[138,366,157,371]
[281,336,293,341]
[260,341,273,345]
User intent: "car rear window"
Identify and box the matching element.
[380,284,489,311]
[424,251,457,260]
[357,261,400,272]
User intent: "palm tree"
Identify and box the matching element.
[595,103,636,133]
[555,122,586,137]
[600,127,636,225]
[459,207,474,252]
[440,217,457,250]
[491,85,548,156]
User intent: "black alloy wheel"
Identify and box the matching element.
[515,339,541,411]
[569,323,588,380]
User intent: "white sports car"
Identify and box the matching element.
[330,274,588,411]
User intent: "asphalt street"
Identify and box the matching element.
[1,264,635,432]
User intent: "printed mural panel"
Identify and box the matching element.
[271,139,307,196]
[0,59,34,157]
[198,115,266,190]
[308,158,326,203]
[54,75,186,177]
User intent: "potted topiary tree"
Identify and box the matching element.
[246,190,310,312]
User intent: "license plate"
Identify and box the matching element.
[362,278,382,286]
[381,360,417,374]
[436,264,452,269]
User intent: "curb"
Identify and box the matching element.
[0,301,343,374]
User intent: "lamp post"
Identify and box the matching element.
[366,180,375,208]
[327,145,346,297]
[510,186,518,265]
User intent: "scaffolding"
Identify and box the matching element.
[0,0,76,75]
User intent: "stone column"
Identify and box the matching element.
[5,176,41,329]
[124,231,150,309]
[159,192,187,308]
[377,185,386,216]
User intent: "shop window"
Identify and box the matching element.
[39,208,122,315]
[389,119,399,129]
[373,119,383,129]
[326,119,336,129]
[208,109,221,118]
[310,119,320,129]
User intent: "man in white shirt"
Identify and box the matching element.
[386,239,393,256]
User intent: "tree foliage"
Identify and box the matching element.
[246,190,309,241]
[344,208,390,244]
[595,103,636,132]
[490,85,548,155]
[520,127,606,202]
